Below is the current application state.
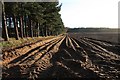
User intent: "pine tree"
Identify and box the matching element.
[2,1,65,40]
[2,2,9,41]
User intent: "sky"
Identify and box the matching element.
[59,0,120,28]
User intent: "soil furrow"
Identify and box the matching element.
[7,37,62,66]
[2,35,120,79]
[3,37,62,65]
[20,37,63,65]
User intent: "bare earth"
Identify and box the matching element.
[2,34,120,79]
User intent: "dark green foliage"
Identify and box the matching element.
[67,28,118,33]
[2,1,65,41]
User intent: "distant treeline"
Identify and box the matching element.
[2,1,65,41]
[67,28,118,33]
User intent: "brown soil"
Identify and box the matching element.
[2,34,120,79]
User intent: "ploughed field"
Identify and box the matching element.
[68,32,119,43]
[2,34,120,79]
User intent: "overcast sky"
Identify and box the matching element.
[59,0,120,28]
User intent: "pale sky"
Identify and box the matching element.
[59,0,120,28]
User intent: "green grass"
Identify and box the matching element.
[0,36,55,49]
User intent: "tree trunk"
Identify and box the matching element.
[2,2,9,41]
[19,16,23,38]
[41,28,44,37]
[22,15,25,38]
[48,29,51,36]
[13,15,19,40]
[24,15,27,37]
[50,31,53,36]
[28,16,33,37]
[37,23,40,37]
[45,26,48,37]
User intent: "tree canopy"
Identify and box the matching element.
[2,1,65,41]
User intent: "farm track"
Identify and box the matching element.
[2,34,120,79]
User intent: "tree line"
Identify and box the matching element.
[2,2,65,41]
[67,28,117,33]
